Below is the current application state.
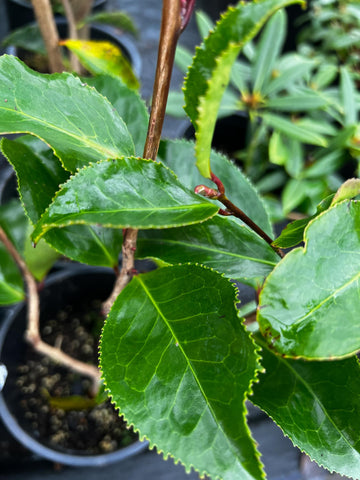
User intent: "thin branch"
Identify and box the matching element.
[195,172,284,258]
[31,0,65,73]
[102,0,184,315]
[0,226,100,394]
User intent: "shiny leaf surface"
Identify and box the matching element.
[32,157,219,243]
[252,334,360,478]
[100,265,263,480]
[0,55,134,173]
[1,137,123,268]
[258,201,360,359]
[183,0,303,177]
[137,216,278,288]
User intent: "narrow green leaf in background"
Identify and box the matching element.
[184,0,303,178]
[101,264,264,480]
[32,157,219,243]
[340,66,357,126]
[1,137,123,268]
[137,216,279,288]
[0,55,134,172]
[258,201,360,359]
[252,334,360,479]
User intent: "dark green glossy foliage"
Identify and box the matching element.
[32,157,219,243]
[100,265,263,480]
[258,201,360,359]
[252,334,360,478]
[0,55,134,172]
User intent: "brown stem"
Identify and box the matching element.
[31,0,65,73]
[60,0,82,73]
[102,0,184,315]
[0,226,100,394]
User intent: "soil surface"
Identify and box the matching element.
[13,298,138,455]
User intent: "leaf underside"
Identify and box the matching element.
[100,264,264,480]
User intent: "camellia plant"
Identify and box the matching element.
[0,0,360,479]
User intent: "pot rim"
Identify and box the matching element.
[0,266,149,467]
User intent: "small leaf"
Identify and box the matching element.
[184,0,304,178]
[61,40,139,90]
[0,55,134,173]
[268,131,288,166]
[252,334,360,479]
[100,264,264,480]
[1,24,46,55]
[137,216,279,289]
[265,90,330,112]
[252,10,286,93]
[258,201,360,359]
[32,157,219,243]
[262,113,328,147]
[331,178,360,206]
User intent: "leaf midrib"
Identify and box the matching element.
[135,275,251,476]
[0,105,123,160]
[291,270,360,327]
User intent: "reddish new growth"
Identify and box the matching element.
[180,0,196,32]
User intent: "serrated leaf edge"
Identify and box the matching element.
[99,263,266,480]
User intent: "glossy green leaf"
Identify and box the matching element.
[1,137,123,268]
[137,216,279,288]
[85,75,148,157]
[252,10,286,93]
[32,157,219,243]
[252,334,360,479]
[262,113,328,147]
[100,264,263,480]
[0,200,25,304]
[159,139,273,237]
[61,40,139,90]
[184,0,303,178]
[0,55,134,173]
[258,201,360,359]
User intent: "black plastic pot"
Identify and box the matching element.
[0,266,148,467]
[5,0,107,30]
